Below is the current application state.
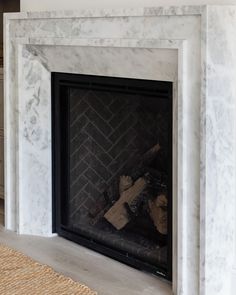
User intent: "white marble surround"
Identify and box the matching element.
[4,5,236,295]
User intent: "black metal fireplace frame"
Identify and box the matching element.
[51,72,173,281]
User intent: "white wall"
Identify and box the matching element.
[21,0,236,12]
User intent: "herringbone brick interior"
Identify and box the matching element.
[68,88,169,228]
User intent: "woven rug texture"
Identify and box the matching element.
[0,244,97,295]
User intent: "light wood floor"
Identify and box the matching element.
[0,213,172,295]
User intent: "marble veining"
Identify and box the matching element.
[4,5,236,295]
[200,6,236,295]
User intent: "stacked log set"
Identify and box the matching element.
[90,143,168,236]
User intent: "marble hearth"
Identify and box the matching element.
[4,5,236,295]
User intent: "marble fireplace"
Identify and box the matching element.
[4,5,236,295]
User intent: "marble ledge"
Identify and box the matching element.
[11,37,185,49]
[3,5,204,21]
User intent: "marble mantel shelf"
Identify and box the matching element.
[4,5,236,295]
[6,5,203,19]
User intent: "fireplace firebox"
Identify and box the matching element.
[52,73,172,280]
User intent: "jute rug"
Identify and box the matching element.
[0,244,97,295]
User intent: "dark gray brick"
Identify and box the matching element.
[70,145,88,166]
[85,138,113,167]
[84,153,112,181]
[85,108,112,136]
[108,114,136,142]
[86,91,113,120]
[70,99,89,124]
[70,174,88,198]
[70,115,88,138]
[70,159,88,183]
[84,122,112,151]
